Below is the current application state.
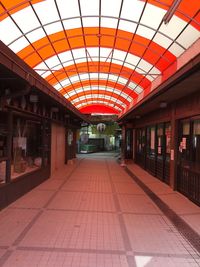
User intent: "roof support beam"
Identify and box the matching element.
[163,0,183,24]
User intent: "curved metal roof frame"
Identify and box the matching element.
[0,0,199,115]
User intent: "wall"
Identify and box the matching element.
[129,90,200,190]
[133,91,200,129]
[0,167,50,210]
[51,123,66,174]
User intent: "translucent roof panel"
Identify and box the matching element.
[0,0,199,114]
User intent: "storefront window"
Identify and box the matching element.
[192,120,200,164]
[68,129,73,145]
[136,129,145,153]
[165,123,171,155]
[157,124,163,156]
[136,129,141,153]
[0,112,8,184]
[141,129,145,152]
[179,121,190,162]
[11,117,43,179]
[147,126,155,156]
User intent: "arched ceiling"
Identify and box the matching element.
[0,0,199,115]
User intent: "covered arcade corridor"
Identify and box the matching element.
[0,153,199,267]
[0,0,200,266]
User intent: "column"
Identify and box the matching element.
[65,128,68,164]
[41,119,46,168]
[72,129,77,159]
[121,124,126,166]
[170,103,178,190]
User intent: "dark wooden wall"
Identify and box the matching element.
[0,166,50,210]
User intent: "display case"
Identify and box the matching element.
[11,116,43,179]
[0,113,8,183]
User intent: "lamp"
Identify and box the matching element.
[97,123,106,133]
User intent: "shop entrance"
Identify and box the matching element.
[135,122,171,185]
[177,117,200,206]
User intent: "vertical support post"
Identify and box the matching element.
[121,124,126,166]
[72,129,77,159]
[65,127,68,164]
[132,129,136,162]
[170,103,178,189]
[41,119,46,168]
[6,110,13,183]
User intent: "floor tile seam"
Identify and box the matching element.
[115,193,146,196]
[32,189,59,192]
[42,207,163,216]
[122,212,162,216]
[42,208,117,214]
[124,165,200,255]
[16,246,126,255]
[0,246,9,250]
[59,190,115,194]
[156,193,178,196]
[180,213,200,216]
[43,159,84,209]
[12,210,43,246]
[8,207,40,211]
[126,256,137,267]
[5,245,199,260]
[105,160,133,254]
[0,251,12,266]
[0,210,43,266]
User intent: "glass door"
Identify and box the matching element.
[156,124,164,180]
[136,128,146,167]
[146,125,156,175]
[177,118,200,206]
[164,123,171,184]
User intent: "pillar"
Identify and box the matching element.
[65,128,68,164]
[72,128,77,159]
[121,124,126,166]
[169,103,178,190]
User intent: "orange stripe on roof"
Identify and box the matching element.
[0,0,44,21]
[73,97,124,110]
[46,61,151,90]
[60,80,138,98]
[141,0,200,30]
[17,28,176,71]
[1,0,199,30]
[68,90,130,105]
[79,105,120,114]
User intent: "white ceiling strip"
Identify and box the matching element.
[1,0,197,57]
[53,73,143,93]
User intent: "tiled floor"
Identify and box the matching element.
[0,153,200,266]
